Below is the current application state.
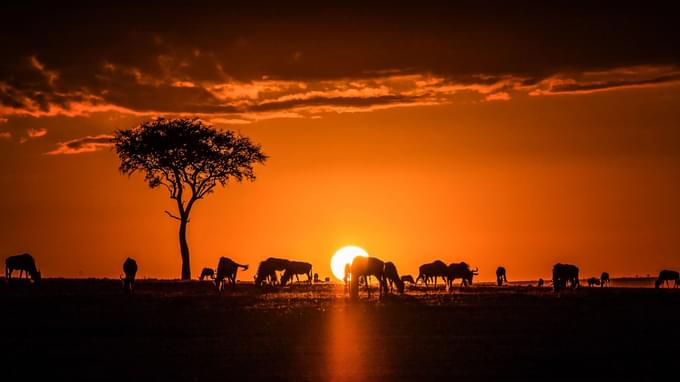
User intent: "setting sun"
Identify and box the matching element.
[331,246,369,281]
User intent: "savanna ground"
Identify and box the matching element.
[1,278,678,381]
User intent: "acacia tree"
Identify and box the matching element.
[114,118,267,280]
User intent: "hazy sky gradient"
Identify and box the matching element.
[2,2,679,280]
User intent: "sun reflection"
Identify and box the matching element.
[326,298,366,379]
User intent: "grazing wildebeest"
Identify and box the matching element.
[215,257,248,291]
[416,260,448,289]
[446,262,478,291]
[587,277,601,287]
[600,272,610,287]
[199,267,215,281]
[5,253,41,284]
[496,266,508,286]
[537,278,545,287]
[383,261,404,294]
[280,261,312,286]
[552,263,580,292]
[254,257,290,286]
[401,275,415,285]
[655,269,680,288]
[350,256,387,299]
[122,257,138,293]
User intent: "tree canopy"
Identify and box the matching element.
[114,117,267,279]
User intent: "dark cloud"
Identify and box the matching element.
[2,1,680,119]
[249,95,422,113]
[47,134,114,155]
[534,73,680,95]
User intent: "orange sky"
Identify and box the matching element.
[2,86,680,281]
[2,2,680,281]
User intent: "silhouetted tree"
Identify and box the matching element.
[114,118,267,279]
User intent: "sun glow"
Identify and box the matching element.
[331,246,369,281]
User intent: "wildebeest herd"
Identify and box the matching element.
[4,252,680,297]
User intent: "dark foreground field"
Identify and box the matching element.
[1,279,679,381]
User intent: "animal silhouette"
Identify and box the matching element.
[350,256,387,299]
[254,257,290,286]
[344,263,351,293]
[655,269,680,288]
[383,261,404,294]
[199,267,215,280]
[446,262,478,291]
[537,278,545,287]
[552,263,579,292]
[600,272,610,287]
[496,266,508,286]
[400,275,415,285]
[280,261,312,286]
[587,277,601,287]
[5,253,41,284]
[416,260,448,289]
[122,257,138,294]
[215,257,248,290]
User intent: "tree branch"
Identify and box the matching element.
[164,210,183,221]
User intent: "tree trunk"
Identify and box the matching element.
[179,218,191,280]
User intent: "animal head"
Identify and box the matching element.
[396,278,405,294]
[468,267,478,284]
[31,270,41,285]
[655,279,662,288]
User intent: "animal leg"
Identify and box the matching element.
[367,276,371,298]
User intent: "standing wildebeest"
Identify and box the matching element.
[122,257,138,293]
[215,257,248,291]
[350,256,387,299]
[383,261,404,294]
[496,266,508,286]
[199,267,215,281]
[655,270,680,288]
[446,262,478,291]
[600,272,610,287]
[587,277,601,287]
[5,253,41,284]
[552,263,580,292]
[280,261,313,286]
[254,257,290,286]
[401,275,415,285]
[416,260,448,289]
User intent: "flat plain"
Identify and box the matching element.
[1,279,678,381]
